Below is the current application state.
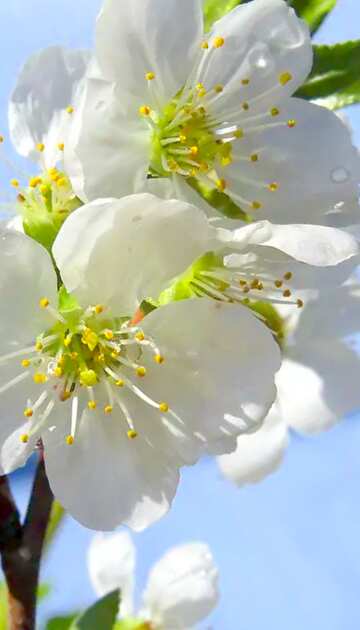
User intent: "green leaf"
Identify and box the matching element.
[296,41,360,110]
[46,615,78,630]
[186,178,250,221]
[44,501,66,552]
[203,0,243,32]
[70,590,120,630]
[289,0,337,34]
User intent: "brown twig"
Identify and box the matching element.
[0,452,54,630]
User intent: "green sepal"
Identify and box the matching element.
[58,286,81,317]
[158,252,224,305]
[23,196,82,253]
[296,41,360,110]
[289,0,337,34]
[186,179,250,221]
[46,615,78,630]
[69,589,121,630]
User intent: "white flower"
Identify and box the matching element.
[68,0,359,226]
[0,193,281,530]
[217,278,360,485]
[88,531,219,629]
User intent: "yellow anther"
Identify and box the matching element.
[242,286,250,294]
[214,84,223,93]
[17,193,25,203]
[139,105,151,116]
[39,297,49,309]
[33,373,47,384]
[271,107,280,117]
[81,328,98,351]
[80,369,97,387]
[179,134,187,144]
[279,72,293,86]
[104,405,113,414]
[242,102,249,111]
[135,331,145,342]
[197,88,207,98]
[250,153,259,162]
[274,280,283,288]
[36,143,45,152]
[24,408,33,418]
[29,176,41,188]
[196,82,204,91]
[252,201,262,210]
[284,272,293,280]
[136,366,147,378]
[287,119,296,128]
[0,135,4,143]
[213,36,225,48]
[201,41,209,49]
[21,359,31,368]
[221,156,232,167]
[58,142,65,151]
[57,177,67,187]
[297,299,304,308]
[94,304,104,314]
[127,430,138,440]
[268,182,279,192]
[103,329,114,340]
[88,400,97,411]
[70,352,78,360]
[10,178,19,188]
[190,146,199,156]
[216,178,227,192]
[64,333,72,347]
[35,342,43,352]
[66,435,74,445]
[234,129,244,139]
[145,71,155,81]
[283,289,292,298]
[115,379,125,387]
[241,78,250,85]
[48,167,57,175]
[53,366,62,378]
[97,352,105,364]
[20,434,29,444]
[40,184,50,196]
[61,390,71,401]
[66,105,74,114]
[154,354,164,364]
[159,402,169,413]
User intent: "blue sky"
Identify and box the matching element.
[1,1,360,629]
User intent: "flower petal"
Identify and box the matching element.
[141,542,219,629]
[88,532,135,616]
[9,46,90,168]
[223,99,360,224]
[0,230,58,354]
[200,0,312,117]
[69,79,149,201]
[217,403,288,486]
[277,340,360,434]
[53,194,215,314]
[95,0,203,107]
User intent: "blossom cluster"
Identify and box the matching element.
[0,0,360,624]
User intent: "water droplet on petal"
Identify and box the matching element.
[331,167,350,183]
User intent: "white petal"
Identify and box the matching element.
[224,99,360,224]
[53,194,214,314]
[88,532,135,616]
[140,298,281,448]
[217,403,288,486]
[0,230,58,354]
[69,78,149,201]
[42,404,180,531]
[95,0,203,107]
[277,340,360,434]
[142,542,218,629]
[201,0,312,117]
[9,46,90,168]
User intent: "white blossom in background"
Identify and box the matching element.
[66,0,359,227]
[218,278,360,485]
[88,531,219,629]
[0,193,286,531]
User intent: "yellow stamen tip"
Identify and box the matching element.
[39,297,49,309]
[36,143,45,152]
[279,72,293,86]
[40,184,50,196]
[268,182,279,192]
[284,272,293,280]
[88,400,97,410]
[127,430,138,440]
[104,329,114,340]
[214,84,223,93]
[20,434,29,444]
[139,105,151,116]
[190,145,199,156]
[154,354,164,365]
[94,304,104,314]
[283,289,292,298]
[213,36,225,48]
[271,107,280,117]
[135,331,145,342]
[115,379,124,388]
[201,41,209,49]
[35,342,43,352]
[21,359,31,368]
[179,134,187,144]
[250,153,259,162]
[136,366,147,378]
[145,71,155,81]
[54,367,63,377]
[159,402,169,413]
[242,102,249,111]
[287,119,296,128]
[10,179,19,188]
[79,369,97,387]
[24,408,33,418]
[216,178,227,192]
[104,405,113,414]
[58,142,65,151]
[66,106,74,114]
[241,78,250,86]
[57,177,67,187]
[66,435,74,445]
[234,129,244,139]
[29,176,41,188]
[33,373,47,384]
[297,299,304,308]
[0,135,4,143]
[252,201,262,210]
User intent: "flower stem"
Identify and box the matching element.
[0,452,53,630]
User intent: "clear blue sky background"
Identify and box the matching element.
[0,1,360,629]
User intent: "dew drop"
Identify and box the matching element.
[331,167,350,183]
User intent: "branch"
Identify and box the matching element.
[0,476,22,553]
